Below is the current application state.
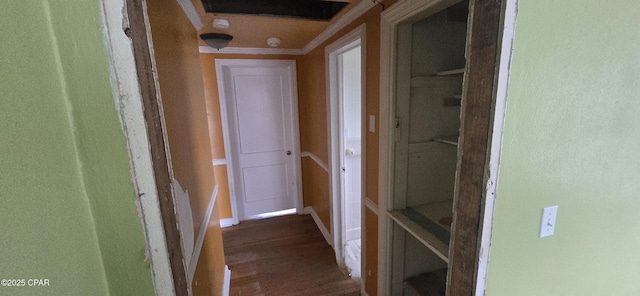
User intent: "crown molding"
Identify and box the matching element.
[302,0,377,54]
[176,0,204,30]
[199,46,304,55]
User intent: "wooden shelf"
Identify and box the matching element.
[388,200,453,262]
[435,68,465,76]
[410,76,463,88]
[433,136,458,146]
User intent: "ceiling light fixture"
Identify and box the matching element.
[200,33,233,50]
[213,19,230,29]
[267,37,281,47]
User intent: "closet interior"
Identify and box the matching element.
[387,1,468,295]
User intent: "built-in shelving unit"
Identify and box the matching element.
[435,68,465,76]
[388,3,469,294]
[433,136,458,146]
[387,199,453,262]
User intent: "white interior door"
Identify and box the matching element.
[217,60,300,220]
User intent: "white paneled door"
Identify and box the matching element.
[216,60,300,220]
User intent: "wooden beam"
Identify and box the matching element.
[448,0,503,295]
[125,0,188,294]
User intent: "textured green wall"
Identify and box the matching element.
[486,1,640,295]
[0,1,154,295]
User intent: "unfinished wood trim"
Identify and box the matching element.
[447,0,505,294]
[125,0,189,294]
[100,0,176,294]
[474,0,517,294]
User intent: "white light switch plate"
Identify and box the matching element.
[539,205,558,238]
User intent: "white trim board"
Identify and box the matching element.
[222,265,231,296]
[199,46,304,55]
[300,151,329,173]
[188,185,219,282]
[220,218,235,228]
[364,198,378,213]
[175,0,203,30]
[303,207,332,247]
[302,0,375,54]
[212,158,227,166]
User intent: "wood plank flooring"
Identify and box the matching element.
[222,214,361,296]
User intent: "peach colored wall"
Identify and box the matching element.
[301,157,331,228]
[146,0,225,294]
[192,200,225,296]
[147,0,213,235]
[365,207,379,296]
[213,165,232,220]
[199,53,302,219]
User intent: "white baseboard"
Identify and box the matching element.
[303,206,332,246]
[222,265,231,296]
[220,218,236,228]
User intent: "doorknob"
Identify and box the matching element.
[286,150,292,155]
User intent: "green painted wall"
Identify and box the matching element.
[0,1,154,295]
[486,1,640,295]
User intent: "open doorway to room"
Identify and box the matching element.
[327,25,365,284]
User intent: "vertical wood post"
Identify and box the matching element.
[448,0,504,295]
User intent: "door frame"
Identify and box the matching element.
[377,0,516,294]
[101,0,189,294]
[215,59,303,224]
[326,24,366,276]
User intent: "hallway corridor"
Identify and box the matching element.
[222,214,361,295]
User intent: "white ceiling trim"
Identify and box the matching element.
[302,0,377,54]
[176,0,204,30]
[199,46,304,55]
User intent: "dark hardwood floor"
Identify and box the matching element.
[222,214,361,296]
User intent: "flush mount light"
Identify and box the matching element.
[267,37,281,47]
[213,19,229,29]
[200,33,233,50]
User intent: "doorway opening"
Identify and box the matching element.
[327,25,366,285]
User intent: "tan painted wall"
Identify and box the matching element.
[146,0,225,295]
[200,53,302,219]
[192,199,226,295]
[365,207,379,296]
